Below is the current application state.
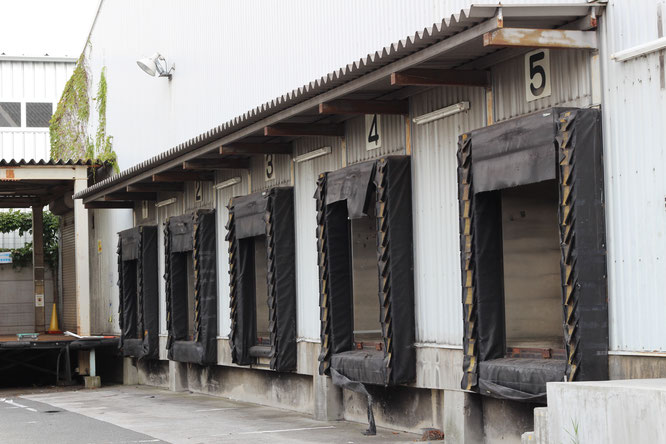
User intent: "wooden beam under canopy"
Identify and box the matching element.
[318,99,409,115]
[127,182,184,192]
[152,171,214,182]
[182,159,249,170]
[219,143,293,155]
[263,123,345,137]
[85,201,135,209]
[105,192,157,201]
[390,68,490,87]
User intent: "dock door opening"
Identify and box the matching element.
[458,108,608,402]
[317,156,415,386]
[501,180,564,355]
[350,192,383,346]
[227,188,296,371]
[118,226,159,359]
[164,210,217,365]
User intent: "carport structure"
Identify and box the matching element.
[0,159,95,335]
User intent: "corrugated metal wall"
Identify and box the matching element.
[345,115,407,165]
[599,0,666,352]
[410,86,486,346]
[492,49,592,123]
[293,137,345,340]
[0,59,73,161]
[184,180,215,211]
[87,0,579,170]
[215,170,249,338]
[0,59,74,249]
[61,211,77,332]
[250,154,292,193]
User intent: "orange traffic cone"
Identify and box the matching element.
[47,302,62,334]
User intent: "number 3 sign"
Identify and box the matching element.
[525,48,551,102]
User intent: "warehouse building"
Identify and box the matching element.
[70,1,665,442]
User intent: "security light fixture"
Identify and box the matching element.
[137,52,174,79]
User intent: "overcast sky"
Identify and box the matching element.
[0,0,99,57]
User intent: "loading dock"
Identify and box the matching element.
[164,210,217,365]
[226,187,297,371]
[458,108,608,401]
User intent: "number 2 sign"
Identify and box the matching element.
[525,48,551,102]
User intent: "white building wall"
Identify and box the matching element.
[293,136,345,340]
[599,0,666,353]
[0,58,75,249]
[0,58,74,161]
[85,0,577,171]
[215,170,250,339]
[410,86,486,346]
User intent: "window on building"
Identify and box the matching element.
[0,102,21,127]
[26,102,53,128]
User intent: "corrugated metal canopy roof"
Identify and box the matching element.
[0,159,102,166]
[74,3,600,200]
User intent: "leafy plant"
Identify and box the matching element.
[49,46,118,171]
[0,210,60,270]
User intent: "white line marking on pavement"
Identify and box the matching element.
[3,399,28,408]
[193,407,239,412]
[25,407,37,412]
[213,425,336,436]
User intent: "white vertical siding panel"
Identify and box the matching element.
[410,86,486,345]
[293,137,344,340]
[250,154,292,193]
[345,115,407,165]
[600,0,666,352]
[215,169,249,338]
[184,180,214,211]
[86,0,568,170]
[493,49,592,123]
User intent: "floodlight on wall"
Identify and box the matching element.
[137,52,174,79]
[412,101,470,125]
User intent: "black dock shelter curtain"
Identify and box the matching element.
[164,210,217,365]
[117,225,159,359]
[317,156,415,386]
[226,187,297,372]
[458,108,608,402]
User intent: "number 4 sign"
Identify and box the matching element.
[365,114,382,151]
[525,48,551,102]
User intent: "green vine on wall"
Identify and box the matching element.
[0,210,60,270]
[50,47,118,171]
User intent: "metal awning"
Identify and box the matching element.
[0,160,101,208]
[73,3,604,204]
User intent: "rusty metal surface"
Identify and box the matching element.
[484,28,597,49]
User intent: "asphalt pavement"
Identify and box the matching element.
[0,394,166,444]
[0,385,420,444]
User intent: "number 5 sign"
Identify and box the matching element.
[525,48,551,102]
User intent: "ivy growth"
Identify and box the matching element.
[49,53,90,161]
[50,48,118,171]
[0,210,60,270]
